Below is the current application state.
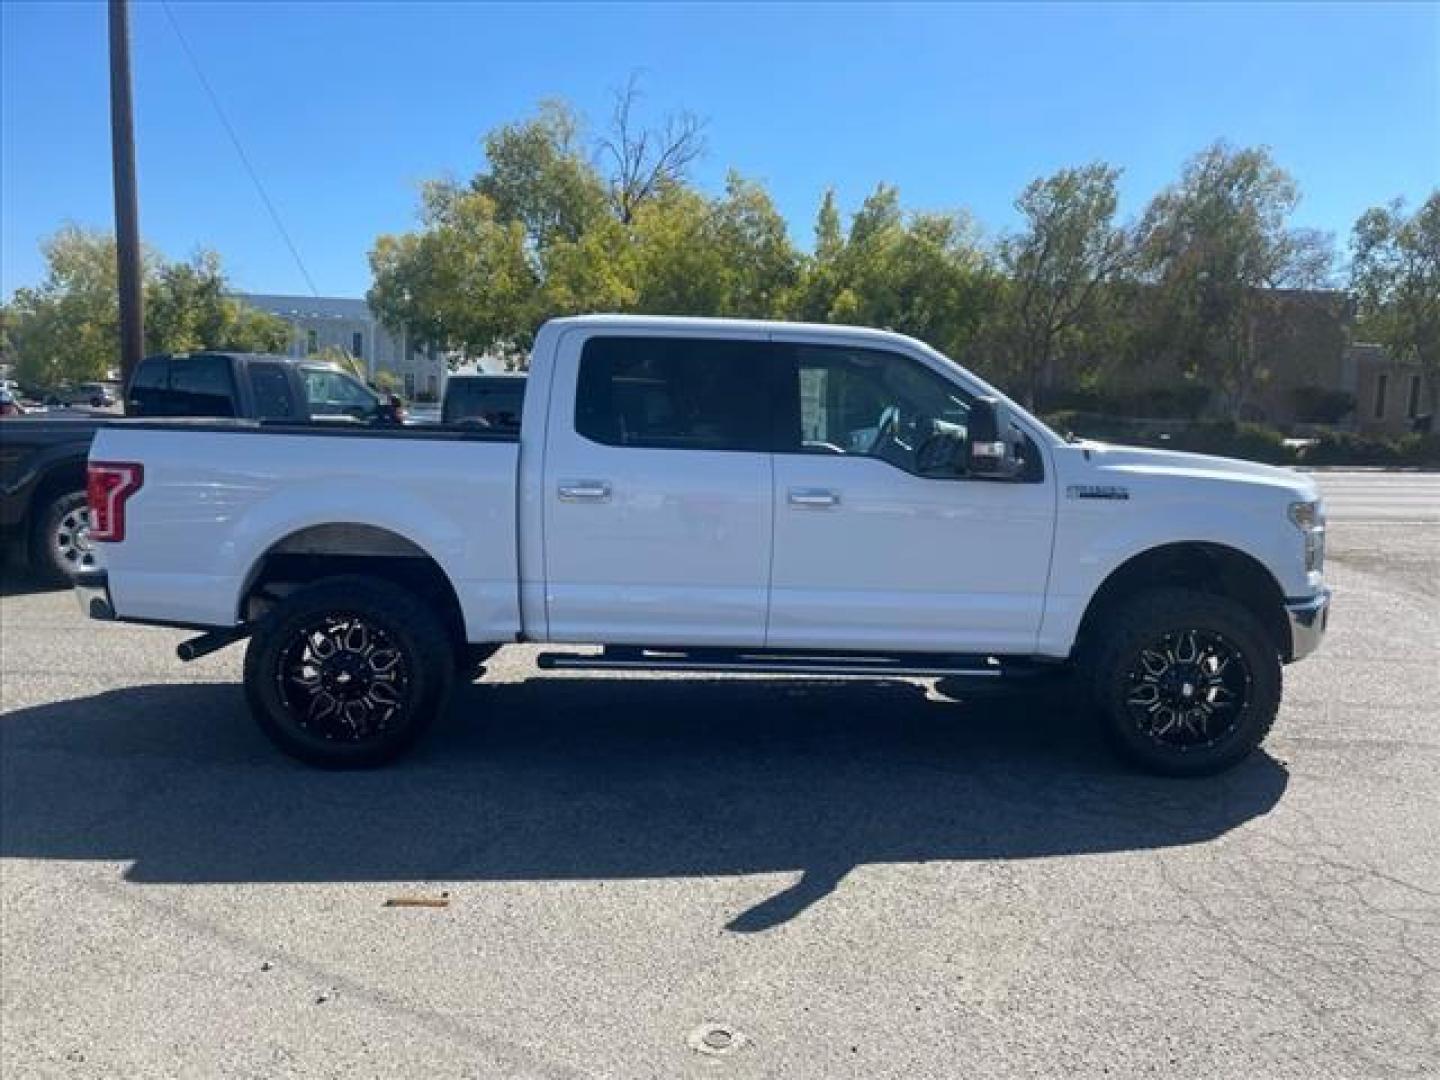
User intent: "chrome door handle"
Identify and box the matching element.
[558,480,612,502]
[788,488,840,508]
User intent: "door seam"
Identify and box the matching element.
[762,451,778,647]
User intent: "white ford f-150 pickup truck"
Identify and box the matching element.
[78,315,1330,774]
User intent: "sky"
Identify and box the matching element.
[2,1,1437,299]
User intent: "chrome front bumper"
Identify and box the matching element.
[1286,587,1331,661]
[74,569,115,621]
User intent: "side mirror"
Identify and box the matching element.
[967,397,1023,480]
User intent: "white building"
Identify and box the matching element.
[239,294,448,401]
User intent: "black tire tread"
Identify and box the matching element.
[29,488,89,585]
[1089,586,1281,777]
[243,575,454,768]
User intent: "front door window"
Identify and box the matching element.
[790,346,973,477]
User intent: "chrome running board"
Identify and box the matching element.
[535,647,1050,680]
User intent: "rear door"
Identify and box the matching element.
[541,332,779,646]
[246,362,303,421]
[126,358,173,416]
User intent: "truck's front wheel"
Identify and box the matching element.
[244,576,454,768]
[1089,588,1281,776]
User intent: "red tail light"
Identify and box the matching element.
[87,461,144,542]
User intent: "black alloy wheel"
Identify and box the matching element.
[277,614,412,744]
[244,576,453,767]
[1091,588,1281,776]
[1121,628,1252,752]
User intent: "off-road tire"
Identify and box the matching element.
[1089,587,1281,777]
[243,575,454,768]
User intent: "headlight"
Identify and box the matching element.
[1289,500,1322,531]
[1288,499,1325,573]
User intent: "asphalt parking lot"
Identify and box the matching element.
[2,472,1436,1079]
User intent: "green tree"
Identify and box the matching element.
[795,185,998,359]
[628,174,799,318]
[997,163,1130,407]
[145,249,290,356]
[369,184,538,362]
[1134,143,1333,418]
[472,101,611,247]
[814,189,844,262]
[4,226,289,389]
[1350,191,1440,414]
[369,94,799,360]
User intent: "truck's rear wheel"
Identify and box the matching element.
[1089,588,1280,776]
[244,576,454,767]
[31,488,95,584]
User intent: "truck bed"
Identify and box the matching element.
[90,423,522,640]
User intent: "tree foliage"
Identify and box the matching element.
[369,87,808,365]
[371,84,812,364]
[371,113,1385,415]
[996,163,1130,406]
[3,226,291,388]
[1133,143,1334,417]
[14,104,1429,430]
[1350,191,1440,412]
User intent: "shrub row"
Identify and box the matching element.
[1301,431,1440,468]
[1043,411,1440,468]
[1039,385,1212,420]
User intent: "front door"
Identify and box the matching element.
[767,341,1056,654]
[542,332,779,646]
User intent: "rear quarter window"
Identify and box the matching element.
[128,358,172,416]
[248,364,297,420]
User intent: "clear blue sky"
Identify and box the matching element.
[3,1,1436,298]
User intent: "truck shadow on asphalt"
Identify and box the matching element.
[0,676,1288,932]
[0,564,57,598]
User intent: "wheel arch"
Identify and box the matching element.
[1073,541,1291,662]
[24,453,92,575]
[238,522,468,659]
[26,452,89,523]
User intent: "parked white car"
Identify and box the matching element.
[79,315,1329,773]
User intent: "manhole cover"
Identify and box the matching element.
[687,1022,746,1056]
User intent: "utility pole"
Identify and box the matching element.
[108,0,144,401]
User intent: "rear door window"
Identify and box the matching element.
[248,363,297,420]
[169,355,238,417]
[575,336,777,451]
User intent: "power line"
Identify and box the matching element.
[159,0,320,296]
